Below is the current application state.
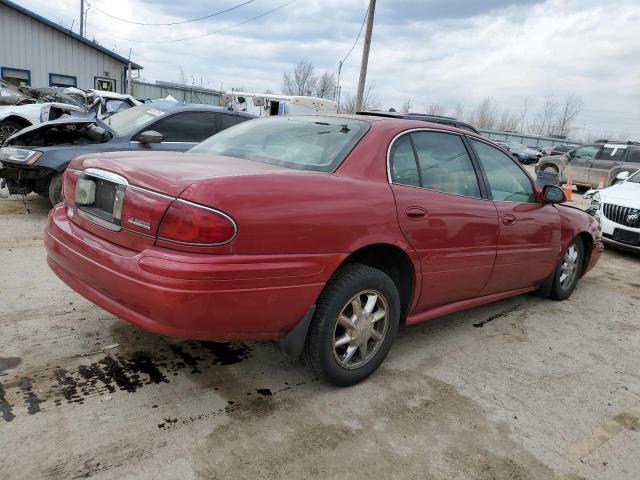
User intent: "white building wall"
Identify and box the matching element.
[0,2,128,91]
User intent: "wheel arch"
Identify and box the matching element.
[0,115,32,129]
[336,243,418,322]
[577,231,594,278]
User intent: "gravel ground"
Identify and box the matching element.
[1,174,639,480]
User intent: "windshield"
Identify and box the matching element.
[106,105,167,134]
[190,116,369,172]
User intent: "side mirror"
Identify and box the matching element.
[138,130,163,144]
[542,185,566,204]
[616,171,630,181]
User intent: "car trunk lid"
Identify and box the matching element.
[66,151,289,251]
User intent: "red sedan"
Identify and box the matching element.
[45,115,603,386]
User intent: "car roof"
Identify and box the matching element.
[139,103,256,118]
[355,110,480,134]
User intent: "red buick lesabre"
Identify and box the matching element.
[45,115,603,385]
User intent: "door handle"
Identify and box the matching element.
[405,206,428,220]
[501,214,516,225]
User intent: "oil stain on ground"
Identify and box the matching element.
[0,341,253,421]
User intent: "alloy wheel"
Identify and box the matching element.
[0,125,18,144]
[559,243,579,288]
[332,290,389,370]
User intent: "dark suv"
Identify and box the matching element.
[535,142,640,188]
[357,111,480,134]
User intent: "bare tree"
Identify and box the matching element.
[282,60,317,96]
[425,103,447,116]
[401,99,412,114]
[340,83,380,113]
[531,96,558,136]
[454,103,464,121]
[472,97,498,130]
[176,67,188,85]
[314,71,337,99]
[552,94,584,137]
[519,97,530,133]
[497,108,520,132]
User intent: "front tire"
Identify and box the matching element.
[549,237,584,300]
[0,120,24,144]
[303,263,400,386]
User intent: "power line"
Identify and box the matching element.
[87,0,297,44]
[88,0,256,26]
[340,3,369,66]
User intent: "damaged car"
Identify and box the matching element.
[0,104,255,204]
[0,86,141,143]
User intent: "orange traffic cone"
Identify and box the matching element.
[597,177,605,190]
[563,177,573,201]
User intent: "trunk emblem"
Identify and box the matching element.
[128,217,152,230]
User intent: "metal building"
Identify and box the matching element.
[132,80,222,105]
[0,0,142,93]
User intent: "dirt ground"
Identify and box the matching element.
[1,179,639,480]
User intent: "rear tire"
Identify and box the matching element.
[303,263,400,386]
[549,237,584,300]
[48,173,64,206]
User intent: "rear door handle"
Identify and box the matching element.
[501,214,516,225]
[405,206,428,220]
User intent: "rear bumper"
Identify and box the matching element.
[45,205,343,341]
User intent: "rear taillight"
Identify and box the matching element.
[157,199,236,246]
[63,169,81,204]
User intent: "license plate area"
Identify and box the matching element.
[76,168,128,231]
[613,228,640,246]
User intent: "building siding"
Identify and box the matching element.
[0,2,129,92]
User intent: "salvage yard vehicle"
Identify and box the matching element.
[0,104,255,205]
[494,140,541,164]
[536,142,640,188]
[587,170,640,252]
[222,92,338,116]
[0,87,141,143]
[44,115,603,386]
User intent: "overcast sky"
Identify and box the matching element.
[18,0,640,140]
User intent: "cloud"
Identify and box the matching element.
[16,0,640,138]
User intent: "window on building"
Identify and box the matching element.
[49,74,77,88]
[95,77,115,92]
[1,67,30,87]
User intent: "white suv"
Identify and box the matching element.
[588,170,640,252]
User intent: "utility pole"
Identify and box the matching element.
[355,0,376,112]
[80,0,85,36]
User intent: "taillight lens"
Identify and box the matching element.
[63,169,81,204]
[157,200,236,246]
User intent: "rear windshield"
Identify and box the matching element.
[105,105,167,134]
[189,116,369,172]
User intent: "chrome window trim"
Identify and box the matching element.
[77,209,122,232]
[385,128,485,201]
[83,168,129,186]
[157,199,238,247]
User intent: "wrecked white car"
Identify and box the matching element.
[0,86,141,143]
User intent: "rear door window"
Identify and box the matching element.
[220,113,247,130]
[626,148,640,163]
[390,135,420,187]
[598,145,627,161]
[411,132,481,198]
[149,112,217,142]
